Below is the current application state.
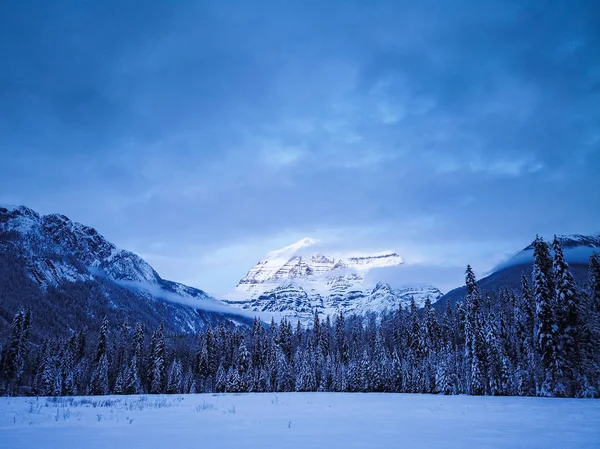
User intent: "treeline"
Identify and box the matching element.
[1,237,599,397]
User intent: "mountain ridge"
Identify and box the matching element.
[435,234,599,310]
[0,205,252,340]
[225,237,442,322]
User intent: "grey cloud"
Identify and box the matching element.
[1,0,599,293]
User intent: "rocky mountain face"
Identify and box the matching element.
[0,205,250,340]
[1,206,161,286]
[224,237,443,322]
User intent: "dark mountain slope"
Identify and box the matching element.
[434,262,591,311]
[435,234,599,310]
[0,206,251,341]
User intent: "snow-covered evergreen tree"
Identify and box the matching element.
[485,312,509,395]
[149,322,166,394]
[0,309,32,392]
[38,343,56,396]
[215,364,226,393]
[514,275,536,395]
[295,350,316,392]
[275,347,294,392]
[237,342,251,375]
[89,352,109,395]
[553,237,580,396]
[464,266,486,395]
[590,253,600,314]
[532,236,556,396]
[95,316,109,365]
[167,359,183,394]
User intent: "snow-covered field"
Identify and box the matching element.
[1,393,599,449]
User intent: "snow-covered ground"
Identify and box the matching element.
[1,393,599,449]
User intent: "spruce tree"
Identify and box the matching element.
[295,351,316,392]
[485,312,509,395]
[278,318,293,360]
[514,275,535,395]
[129,323,144,391]
[167,359,183,394]
[553,236,580,396]
[335,312,349,364]
[90,352,109,395]
[407,297,423,392]
[464,266,486,395]
[590,253,600,313]
[38,343,56,396]
[125,356,142,394]
[532,236,556,396]
[237,342,251,375]
[95,316,109,364]
[275,347,294,392]
[1,309,32,392]
[149,322,166,394]
[582,253,600,396]
[215,364,226,393]
[423,297,440,355]
[114,371,124,395]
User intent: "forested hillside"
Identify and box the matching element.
[1,237,598,398]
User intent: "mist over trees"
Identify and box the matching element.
[1,238,599,398]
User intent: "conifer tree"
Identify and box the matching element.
[553,237,580,396]
[532,236,556,396]
[335,312,349,364]
[237,342,252,375]
[114,371,124,395]
[1,309,32,391]
[514,275,535,395]
[129,322,144,390]
[485,312,509,395]
[215,364,226,393]
[590,253,600,313]
[407,297,423,392]
[125,355,143,394]
[167,359,183,394]
[464,266,485,395]
[587,253,600,389]
[95,316,109,364]
[90,352,109,395]
[423,297,440,356]
[76,328,87,363]
[275,347,294,392]
[312,310,321,344]
[278,318,294,360]
[295,351,316,392]
[149,322,166,394]
[60,337,76,396]
[38,343,56,396]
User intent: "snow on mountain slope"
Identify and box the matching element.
[491,234,600,272]
[224,237,442,322]
[0,205,161,285]
[233,237,404,298]
[437,234,600,310]
[0,205,251,333]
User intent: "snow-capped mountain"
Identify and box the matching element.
[0,205,250,338]
[224,237,442,322]
[2,205,162,286]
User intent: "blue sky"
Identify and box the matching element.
[1,0,599,295]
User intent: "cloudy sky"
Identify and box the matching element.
[1,0,599,295]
